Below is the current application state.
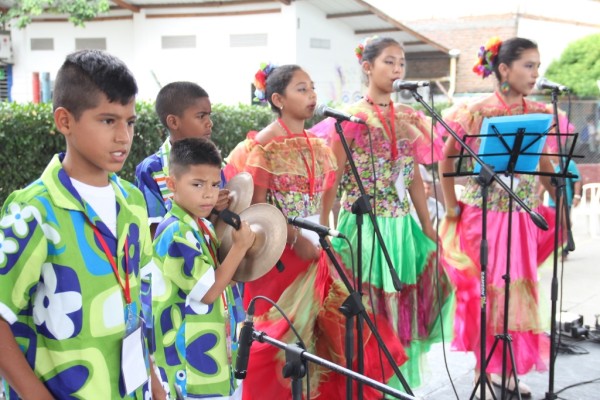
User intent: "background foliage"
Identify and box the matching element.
[0,0,110,28]
[0,101,322,202]
[545,33,600,98]
[0,100,449,204]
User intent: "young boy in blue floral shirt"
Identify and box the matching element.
[0,50,154,399]
[135,82,229,236]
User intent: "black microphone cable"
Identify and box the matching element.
[555,90,575,364]
[428,94,460,400]
[245,295,310,397]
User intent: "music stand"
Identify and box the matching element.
[475,114,551,400]
[457,114,579,400]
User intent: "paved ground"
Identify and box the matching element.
[412,218,600,400]
[1,215,597,399]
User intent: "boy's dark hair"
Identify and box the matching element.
[265,65,302,115]
[169,137,222,177]
[155,82,209,128]
[493,37,538,81]
[53,49,138,119]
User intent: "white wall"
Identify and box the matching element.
[130,8,297,104]
[6,2,372,106]
[9,19,135,102]
[295,1,365,105]
[7,6,306,105]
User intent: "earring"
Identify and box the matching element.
[500,80,510,94]
[280,105,284,110]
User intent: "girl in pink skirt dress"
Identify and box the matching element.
[438,36,571,398]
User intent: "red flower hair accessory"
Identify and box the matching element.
[473,36,502,78]
[355,35,379,64]
[253,62,276,102]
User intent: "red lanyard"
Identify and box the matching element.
[197,218,218,265]
[197,217,231,362]
[366,96,397,159]
[277,118,316,197]
[494,91,527,115]
[91,224,131,304]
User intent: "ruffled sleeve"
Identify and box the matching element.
[224,131,338,193]
[541,102,575,153]
[437,101,485,153]
[393,104,444,164]
[309,115,368,146]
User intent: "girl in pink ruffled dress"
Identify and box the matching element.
[438,36,570,398]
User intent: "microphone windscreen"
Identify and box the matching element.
[535,77,547,91]
[315,103,327,117]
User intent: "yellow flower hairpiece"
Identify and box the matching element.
[473,36,502,78]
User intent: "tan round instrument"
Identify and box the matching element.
[218,203,287,282]
[215,172,254,240]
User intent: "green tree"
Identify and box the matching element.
[545,33,600,97]
[0,0,110,28]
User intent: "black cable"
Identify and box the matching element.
[365,122,387,384]
[554,92,573,365]
[429,94,460,400]
[554,376,600,395]
[249,295,309,397]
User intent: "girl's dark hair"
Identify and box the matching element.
[265,64,302,115]
[361,37,403,64]
[493,37,538,81]
[360,37,404,83]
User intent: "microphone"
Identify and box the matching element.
[393,79,430,91]
[287,216,347,239]
[234,301,255,379]
[315,104,365,124]
[536,77,569,93]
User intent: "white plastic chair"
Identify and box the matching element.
[573,183,600,237]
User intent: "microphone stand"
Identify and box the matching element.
[333,119,406,398]
[545,88,575,400]
[319,233,413,396]
[334,120,404,291]
[408,89,548,400]
[250,328,416,400]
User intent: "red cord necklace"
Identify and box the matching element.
[494,91,528,115]
[366,96,397,159]
[277,118,316,197]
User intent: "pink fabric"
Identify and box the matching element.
[445,202,558,374]
[436,99,574,155]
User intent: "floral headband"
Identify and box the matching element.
[253,62,276,102]
[354,35,379,64]
[473,36,502,78]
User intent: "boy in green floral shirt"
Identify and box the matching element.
[0,50,154,399]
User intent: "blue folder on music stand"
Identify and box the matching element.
[473,113,553,174]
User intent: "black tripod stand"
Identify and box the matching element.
[408,89,552,400]
[251,327,415,399]
[545,89,580,400]
[470,123,560,400]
